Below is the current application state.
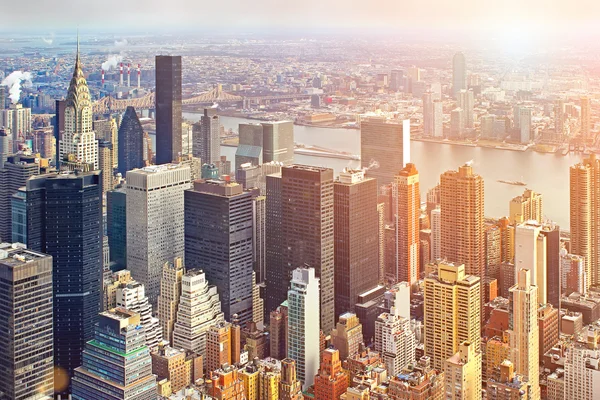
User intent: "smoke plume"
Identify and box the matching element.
[364,159,380,170]
[42,37,53,45]
[1,71,33,104]
[114,38,128,47]
[102,55,123,71]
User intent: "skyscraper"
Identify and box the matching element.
[424,262,481,371]
[0,104,32,152]
[126,164,190,304]
[509,188,543,224]
[444,341,482,399]
[330,313,363,361]
[432,100,443,138]
[452,52,467,99]
[71,308,157,399]
[193,108,220,164]
[0,245,54,400]
[235,123,264,169]
[106,187,126,270]
[374,282,417,376]
[509,269,540,399]
[44,171,103,387]
[334,168,379,316]
[515,220,547,304]
[457,89,474,129]
[361,118,410,187]
[265,173,283,314]
[422,92,434,136]
[155,55,182,164]
[430,207,441,262]
[440,163,485,295]
[262,121,294,165]
[117,106,144,176]
[157,257,185,344]
[114,278,163,351]
[172,268,224,357]
[313,348,349,399]
[251,191,267,284]
[98,140,113,194]
[287,267,320,391]
[519,107,533,143]
[581,96,591,139]
[394,163,421,285]
[59,44,98,169]
[570,154,600,289]
[0,155,39,242]
[280,165,335,332]
[184,179,254,323]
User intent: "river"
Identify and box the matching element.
[175,113,581,228]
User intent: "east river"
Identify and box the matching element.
[173,113,583,228]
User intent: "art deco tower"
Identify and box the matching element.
[59,39,98,169]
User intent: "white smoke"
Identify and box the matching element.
[364,159,380,170]
[1,71,33,104]
[465,159,474,166]
[42,37,53,45]
[114,38,128,47]
[102,55,123,71]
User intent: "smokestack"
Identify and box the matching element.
[127,63,131,87]
[101,69,105,86]
[119,63,123,86]
[137,64,141,88]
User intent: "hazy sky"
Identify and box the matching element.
[4,0,600,35]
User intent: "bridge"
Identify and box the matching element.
[92,86,243,114]
[92,86,312,114]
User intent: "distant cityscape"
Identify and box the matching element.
[1,31,600,400]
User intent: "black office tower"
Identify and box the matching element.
[184,179,254,323]
[155,55,182,165]
[117,106,145,176]
[107,187,127,271]
[265,173,282,314]
[280,165,335,333]
[44,171,103,391]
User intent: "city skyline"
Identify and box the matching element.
[3,13,600,398]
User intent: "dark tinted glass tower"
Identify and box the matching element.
[118,106,144,176]
[155,56,182,165]
[333,169,379,318]
[265,173,283,314]
[107,187,127,271]
[44,171,103,390]
[184,179,254,323]
[281,165,335,332]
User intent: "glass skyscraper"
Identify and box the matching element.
[155,55,182,165]
[118,106,145,176]
[184,179,254,323]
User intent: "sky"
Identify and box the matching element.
[4,0,600,38]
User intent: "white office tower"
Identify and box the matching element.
[564,326,600,400]
[432,100,443,137]
[0,104,31,152]
[509,269,540,399]
[59,47,98,169]
[515,220,547,304]
[172,268,224,357]
[520,107,533,144]
[430,207,441,261]
[374,282,416,376]
[116,280,163,351]
[458,89,474,129]
[287,267,320,391]
[126,163,190,304]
